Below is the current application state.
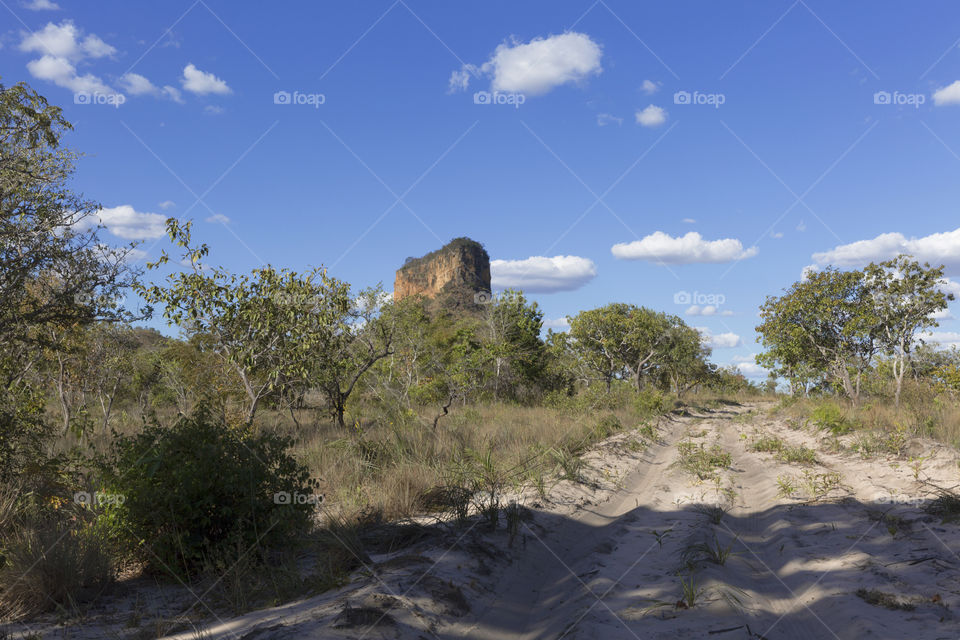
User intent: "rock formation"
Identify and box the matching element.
[394,238,491,308]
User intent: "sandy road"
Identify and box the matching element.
[439,402,960,640]
[107,402,960,640]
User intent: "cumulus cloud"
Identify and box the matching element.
[612,231,758,264]
[682,218,696,224]
[181,63,231,95]
[24,0,60,10]
[491,255,597,293]
[922,331,960,349]
[810,227,960,273]
[596,113,622,126]
[635,104,667,127]
[78,205,167,240]
[933,80,960,106]
[641,79,660,95]
[686,305,733,317]
[733,361,766,378]
[206,213,230,224]
[771,231,784,239]
[19,21,118,95]
[543,317,571,331]
[449,32,602,96]
[158,200,176,210]
[930,308,954,320]
[696,327,742,349]
[120,72,157,96]
[20,21,114,59]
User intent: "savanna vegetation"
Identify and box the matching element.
[0,79,756,626]
[4,77,960,632]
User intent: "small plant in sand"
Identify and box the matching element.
[799,470,844,501]
[779,445,818,465]
[776,475,797,498]
[682,534,739,567]
[650,528,673,550]
[675,441,732,480]
[693,503,729,524]
[908,456,927,481]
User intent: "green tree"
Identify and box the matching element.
[482,290,547,400]
[864,255,953,406]
[757,268,882,404]
[140,219,358,426]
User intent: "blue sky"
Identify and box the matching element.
[5,0,960,377]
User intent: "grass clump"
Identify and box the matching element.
[676,441,731,480]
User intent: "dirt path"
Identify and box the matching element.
[14,402,960,640]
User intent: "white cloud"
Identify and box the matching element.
[19,22,117,95]
[120,72,157,96]
[938,277,960,297]
[933,80,960,106]
[491,255,597,293]
[922,331,960,349]
[596,112,622,126]
[206,213,230,224]
[80,205,167,240]
[697,327,742,349]
[686,305,733,317]
[204,105,225,115]
[543,317,571,331]
[641,79,659,95]
[635,104,667,127]
[796,220,806,232]
[26,54,114,94]
[930,308,954,320]
[810,227,960,273]
[181,63,231,95]
[801,264,818,280]
[162,85,184,103]
[158,200,176,210]
[771,231,784,239]
[733,361,766,378]
[682,218,696,224]
[20,21,114,59]
[24,0,60,10]
[612,231,758,264]
[450,32,602,96]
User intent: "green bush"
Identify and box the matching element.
[811,402,857,434]
[96,409,319,577]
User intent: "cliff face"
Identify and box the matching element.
[394,238,491,306]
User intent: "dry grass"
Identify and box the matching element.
[293,401,662,522]
[770,383,960,451]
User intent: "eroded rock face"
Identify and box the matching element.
[394,238,491,306]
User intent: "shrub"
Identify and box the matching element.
[96,408,319,577]
[810,402,856,434]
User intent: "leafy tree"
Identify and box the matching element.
[481,290,547,400]
[567,304,631,391]
[655,320,714,397]
[757,268,882,404]
[0,79,139,472]
[306,286,395,428]
[140,219,358,426]
[863,255,952,406]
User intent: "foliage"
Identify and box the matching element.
[96,409,318,576]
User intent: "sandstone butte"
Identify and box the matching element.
[394,237,491,307]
